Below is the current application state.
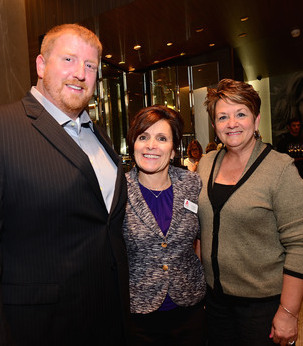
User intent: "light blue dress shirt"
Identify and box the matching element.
[31,86,117,212]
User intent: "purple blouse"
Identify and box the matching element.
[139,183,178,311]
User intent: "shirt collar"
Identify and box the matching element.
[30,86,94,131]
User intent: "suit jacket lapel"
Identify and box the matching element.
[22,93,105,207]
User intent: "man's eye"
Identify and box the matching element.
[65,57,72,62]
[85,63,98,72]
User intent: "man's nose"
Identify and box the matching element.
[73,61,86,80]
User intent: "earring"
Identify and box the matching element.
[254,130,261,139]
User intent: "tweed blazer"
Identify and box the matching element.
[123,165,206,314]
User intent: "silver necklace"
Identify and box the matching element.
[146,188,164,198]
[139,177,170,198]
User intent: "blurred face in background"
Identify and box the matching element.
[289,121,301,136]
[190,145,201,160]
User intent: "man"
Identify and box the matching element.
[0,24,129,345]
[277,117,303,178]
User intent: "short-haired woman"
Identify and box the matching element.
[198,79,303,346]
[123,105,207,345]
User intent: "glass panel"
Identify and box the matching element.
[150,66,177,109]
[125,72,145,127]
[99,62,126,155]
[191,62,219,153]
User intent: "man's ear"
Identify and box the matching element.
[36,54,46,79]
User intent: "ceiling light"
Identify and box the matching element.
[133,44,141,50]
[129,67,135,71]
[153,60,159,64]
[118,61,125,65]
[166,42,173,46]
[238,33,248,38]
[105,54,112,59]
[291,28,300,38]
[180,52,186,56]
[241,17,249,22]
[195,27,204,33]
[209,43,215,47]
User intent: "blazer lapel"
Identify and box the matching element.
[168,171,188,235]
[127,171,164,239]
[22,93,105,207]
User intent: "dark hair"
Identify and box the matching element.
[205,141,218,153]
[187,139,203,159]
[204,79,261,123]
[287,116,301,126]
[127,105,184,157]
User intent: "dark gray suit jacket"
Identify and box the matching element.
[0,92,129,346]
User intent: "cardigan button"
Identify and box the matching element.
[161,242,167,248]
[162,265,168,271]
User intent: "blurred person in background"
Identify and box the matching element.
[276,117,303,178]
[184,139,203,171]
[205,141,218,154]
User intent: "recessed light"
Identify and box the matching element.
[241,17,249,22]
[133,45,141,50]
[105,54,112,59]
[119,61,125,65]
[291,28,301,38]
[129,67,135,71]
[238,33,248,38]
[167,42,173,46]
[209,43,215,47]
[153,60,159,64]
[180,52,186,56]
[196,27,204,33]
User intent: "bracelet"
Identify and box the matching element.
[280,304,298,320]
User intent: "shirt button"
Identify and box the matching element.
[162,265,168,271]
[161,242,167,248]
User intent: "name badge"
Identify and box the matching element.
[184,199,198,214]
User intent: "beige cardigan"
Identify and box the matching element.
[198,140,303,298]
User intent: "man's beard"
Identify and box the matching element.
[43,73,93,117]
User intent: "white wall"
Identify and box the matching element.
[248,78,272,144]
[193,87,210,151]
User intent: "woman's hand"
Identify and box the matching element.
[270,305,298,345]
